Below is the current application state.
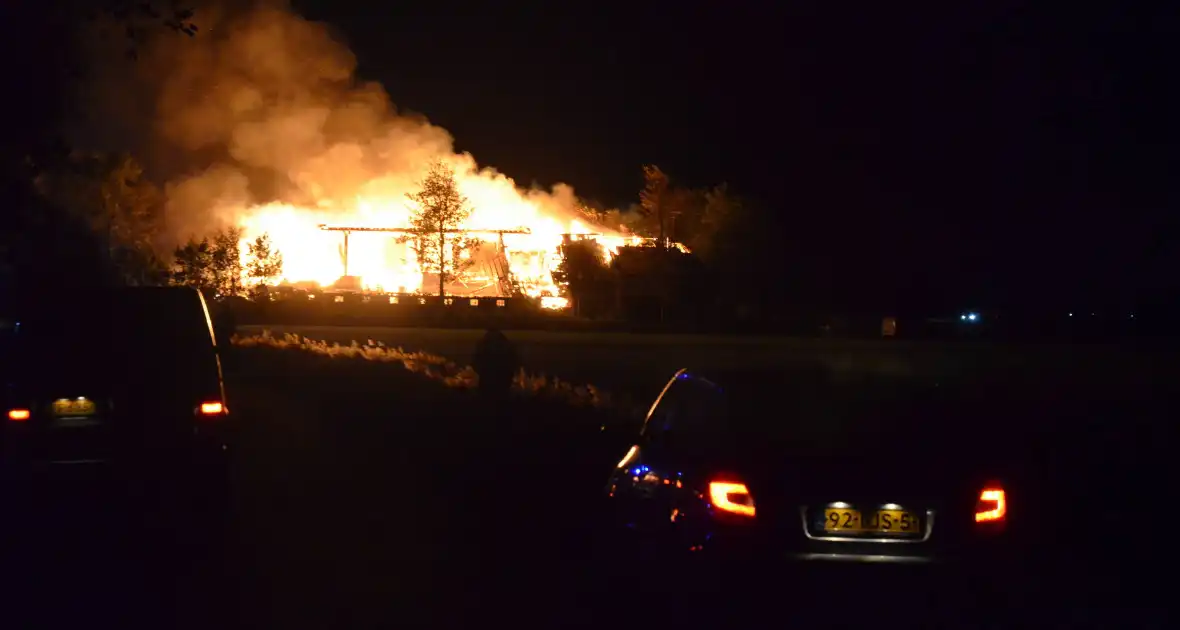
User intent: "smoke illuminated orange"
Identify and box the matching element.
[118,3,682,308]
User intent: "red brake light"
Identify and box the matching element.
[975,485,1007,523]
[7,408,30,422]
[708,480,756,517]
[198,401,226,417]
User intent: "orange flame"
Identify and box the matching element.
[235,158,647,307]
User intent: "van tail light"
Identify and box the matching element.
[197,401,227,418]
[975,484,1007,523]
[7,408,31,422]
[708,480,756,517]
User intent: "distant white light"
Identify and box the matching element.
[1068,313,1073,317]
[968,313,978,321]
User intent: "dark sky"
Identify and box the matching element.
[131,3,1180,306]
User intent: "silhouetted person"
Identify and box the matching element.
[473,327,521,406]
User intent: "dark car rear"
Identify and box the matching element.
[603,367,1021,574]
[1,287,230,473]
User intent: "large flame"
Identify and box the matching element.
[235,154,646,304]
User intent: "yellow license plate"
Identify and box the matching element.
[52,398,97,417]
[823,508,922,535]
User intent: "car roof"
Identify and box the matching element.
[13,285,204,308]
[681,365,952,402]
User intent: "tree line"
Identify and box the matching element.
[364,159,777,322]
[551,164,775,322]
[0,2,236,301]
[4,147,284,301]
[5,146,770,323]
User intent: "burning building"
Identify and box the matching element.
[236,191,648,308]
[94,3,662,306]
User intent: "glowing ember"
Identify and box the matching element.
[539,296,571,310]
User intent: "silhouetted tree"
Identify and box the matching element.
[210,227,244,298]
[552,238,612,317]
[630,167,717,249]
[688,183,742,262]
[3,1,198,171]
[245,234,283,281]
[32,151,168,285]
[403,161,477,298]
[701,195,782,320]
[245,233,284,301]
[1,2,198,294]
[170,227,244,299]
[86,1,199,59]
[663,187,705,247]
[171,238,214,296]
[639,164,669,246]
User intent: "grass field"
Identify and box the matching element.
[239,324,1172,403]
[221,339,1168,626]
[243,340,1174,623]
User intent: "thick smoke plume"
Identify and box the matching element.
[78,0,590,249]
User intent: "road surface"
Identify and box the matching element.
[1,345,1165,628]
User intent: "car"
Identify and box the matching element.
[599,366,1025,583]
[1,287,232,504]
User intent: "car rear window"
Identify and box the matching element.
[8,289,217,380]
[716,372,990,456]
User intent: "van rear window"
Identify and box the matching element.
[10,289,216,366]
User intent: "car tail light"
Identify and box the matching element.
[975,484,1007,523]
[7,408,30,422]
[708,480,756,517]
[197,401,226,417]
